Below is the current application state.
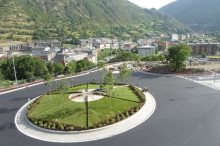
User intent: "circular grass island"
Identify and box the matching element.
[26,83,146,131]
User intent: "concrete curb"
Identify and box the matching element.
[15,92,156,143]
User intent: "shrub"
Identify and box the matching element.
[129,84,146,102]
[34,121,38,125]
[65,126,70,130]
[44,123,48,127]
[70,126,75,130]
[117,116,120,121]
[126,112,129,117]
[98,123,102,127]
[104,120,109,124]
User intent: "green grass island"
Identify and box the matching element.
[26,83,146,131]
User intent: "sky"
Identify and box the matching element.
[128,0,176,10]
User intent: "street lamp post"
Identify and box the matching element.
[12,54,18,88]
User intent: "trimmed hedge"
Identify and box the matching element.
[129,84,146,102]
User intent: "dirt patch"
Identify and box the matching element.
[187,62,220,71]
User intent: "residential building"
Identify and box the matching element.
[171,34,179,41]
[158,42,171,51]
[32,47,51,55]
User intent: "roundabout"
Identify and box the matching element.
[15,89,156,143]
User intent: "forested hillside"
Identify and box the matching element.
[0,0,191,42]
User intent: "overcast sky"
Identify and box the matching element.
[128,0,176,9]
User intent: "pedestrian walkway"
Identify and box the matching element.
[15,92,156,143]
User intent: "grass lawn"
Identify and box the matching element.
[30,84,141,127]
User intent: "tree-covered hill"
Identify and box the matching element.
[0,0,191,42]
[160,0,220,32]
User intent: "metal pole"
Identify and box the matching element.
[150,48,152,66]
[214,71,216,84]
[12,54,18,88]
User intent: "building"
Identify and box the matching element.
[171,34,179,41]
[137,46,156,57]
[34,41,61,48]
[34,42,50,47]
[0,47,6,57]
[180,35,187,41]
[0,47,3,53]
[188,43,218,56]
[158,42,171,51]
[50,41,61,48]
[32,47,51,55]
[92,39,105,50]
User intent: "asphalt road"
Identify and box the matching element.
[1,71,220,146]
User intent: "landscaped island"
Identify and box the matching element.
[26,83,146,131]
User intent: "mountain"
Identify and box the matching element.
[160,0,220,32]
[0,0,191,43]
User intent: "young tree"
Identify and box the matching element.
[98,61,105,69]
[43,73,54,100]
[57,77,70,114]
[64,61,76,74]
[100,68,115,107]
[118,63,132,83]
[166,44,192,72]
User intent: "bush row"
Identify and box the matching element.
[129,84,146,102]
[26,95,44,117]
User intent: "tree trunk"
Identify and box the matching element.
[109,88,111,108]
[62,93,65,114]
[49,87,51,100]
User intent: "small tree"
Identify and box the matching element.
[166,44,192,72]
[98,61,105,69]
[100,68,115,107]
[43,73,54,100]
[57,77,70,114]
[118,63,132,83]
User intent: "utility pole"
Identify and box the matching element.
[150,48,152,66]
[214,70,216,84]
[12,54,18,88]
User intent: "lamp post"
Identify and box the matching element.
[12,54,18,88]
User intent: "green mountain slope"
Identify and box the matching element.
[160,0,220,32]
[0,0,191,42]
